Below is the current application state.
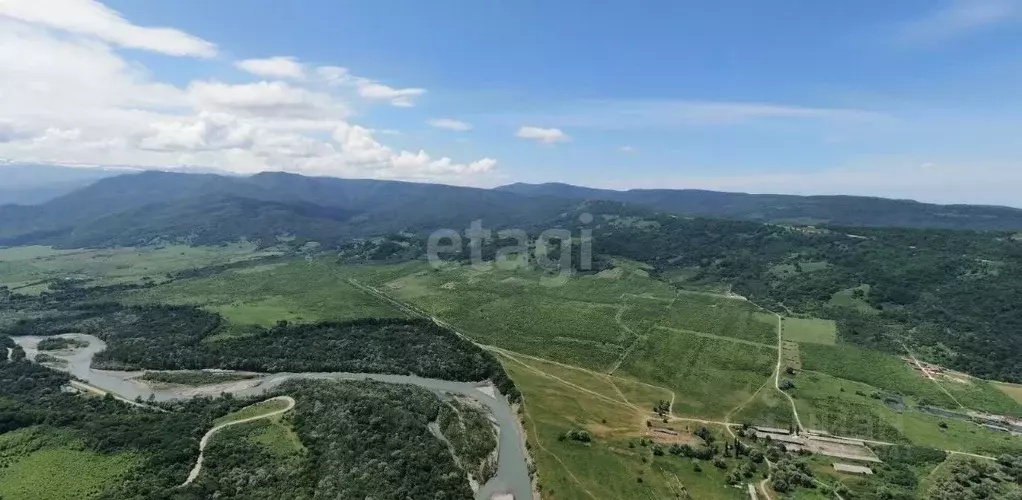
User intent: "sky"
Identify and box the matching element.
[1,0,1022,205]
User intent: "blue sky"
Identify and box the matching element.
[2,1,1022,205]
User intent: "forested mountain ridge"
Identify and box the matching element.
[4,170,1022,249]
[0,171,577,248]
[497,182,1022,230]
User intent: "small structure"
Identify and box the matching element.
[753,426,791,435]
[833,463,873,475]
[652,427,679,436]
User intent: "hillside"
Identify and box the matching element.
[497,182,1022,230]
[0,163,123,206]
[0,171,576,248]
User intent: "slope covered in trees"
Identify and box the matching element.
[0,171,576,248]
[5,170,1022,250]
[498,181,1022,230]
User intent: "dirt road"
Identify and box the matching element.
[180,396,296,487]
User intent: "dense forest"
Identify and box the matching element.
[438,397,500,484]
[1,354,497,499]
[178,380,492,500]
[0,356,253,498]
[0,284,520,402]
[924,455,1022,500]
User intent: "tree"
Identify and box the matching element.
[749,449,765,463]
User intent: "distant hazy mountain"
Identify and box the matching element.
[0,171,577,247]
[5,169,1022,249]
[0,163,125,205]
[496,182,1022,231]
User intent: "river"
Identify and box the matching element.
[13,334,531,500]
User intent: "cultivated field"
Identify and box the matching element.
[781,317,837,345]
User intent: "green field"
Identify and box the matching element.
[500,353,746,500]
[131,259,406,329]
[216,397,292,425]
[828,284,877,314]
[801,343,960,408]
[792,370,910,442]
[781,317,837,345]
[936,376,1022,417]
[0,428,140,500]
[791,370,1022,455]
[621,327,776,419]
[0,244,277,290]
[995,381,1022,405]
[731,383,795,429]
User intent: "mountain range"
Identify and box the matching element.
[496,182,1022,230]
[2,165,1022,249]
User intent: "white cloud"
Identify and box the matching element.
[330,123,495,178]
[236,57,305,79]
[356,81,426,107]
[316,66,351,85]
[895,0,1020,44]
[0,0,216,57]
[514,100,885,130]
[428,118,473,131]
[618,145,635,152]
[0,9,496,184]
[186,80,349,120]
[315,64,426,107]
[516,126,570,144]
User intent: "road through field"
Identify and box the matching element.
[769,312,804,432]
[347,277,1003,500]
[180,396,296,487]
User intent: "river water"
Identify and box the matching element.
[13,334,531,500]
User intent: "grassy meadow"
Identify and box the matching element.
[215,397,292,425]
[0,427,140,500]
[129,259,406,329]
[781,317,837,345]
[0,244,278,292]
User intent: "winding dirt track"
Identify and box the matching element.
[179,396,296,487]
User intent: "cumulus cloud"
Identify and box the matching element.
[236,57,305,79]
[0,4,495,184]
[516,126,570,144]
[186,81,349,120]
[428,119,473,131]
[0,0,217,57]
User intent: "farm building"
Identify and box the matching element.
[833,463,873,475]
